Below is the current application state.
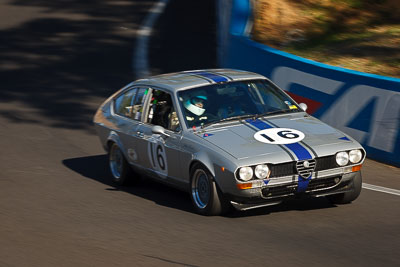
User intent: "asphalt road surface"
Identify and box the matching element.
[0,1,399,266]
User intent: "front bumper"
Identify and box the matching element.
[227,171,359,211]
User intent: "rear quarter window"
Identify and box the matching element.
[114,88,137,117]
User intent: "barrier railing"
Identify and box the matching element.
[218,0,400,166]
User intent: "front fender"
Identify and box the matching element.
[190,150,238,194]
[191,150,216,177]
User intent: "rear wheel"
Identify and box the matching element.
[328,171,362,204]
[190,164,230,216]
[108,142,135,185]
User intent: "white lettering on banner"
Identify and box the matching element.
[271,66,400,153]
[271,67,344,95]
[321,85,400,153]
[375,94,400,151]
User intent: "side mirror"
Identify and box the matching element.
[299,103,308,112]
[152,125,170,137]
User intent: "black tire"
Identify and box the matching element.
[189,163,231,216]
[328,171,362,204]
[108,142,136,186]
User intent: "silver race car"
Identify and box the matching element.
[94,69,365,215]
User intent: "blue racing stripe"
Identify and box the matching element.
[297,176,311,192]
[246,119,312,192]
[245,118,273,130]
[188,71,228,83]
[285,143,312,161]
[246,119,312,160]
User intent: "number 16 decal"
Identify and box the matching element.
[148,141,168,177]
[254,128,305,144]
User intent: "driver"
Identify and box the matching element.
[183,94,209,125]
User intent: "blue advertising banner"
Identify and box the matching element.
[220,0,400,166]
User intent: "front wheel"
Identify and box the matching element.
[328,171,362,204]
[108,143,135,185]
[190,164,230,216]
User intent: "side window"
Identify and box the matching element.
[147,89,180,132]
[114,88,137,117]
[131,88,148,121]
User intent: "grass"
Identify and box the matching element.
[252,0,400,77]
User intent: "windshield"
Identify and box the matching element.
[177,79,301,128]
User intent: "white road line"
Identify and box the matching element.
[133,0,169,79]
[362,183,400,196]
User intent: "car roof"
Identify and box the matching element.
[131,69,267,93]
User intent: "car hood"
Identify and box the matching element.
[197,114,353,161]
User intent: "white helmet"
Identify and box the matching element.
[184,95,207,116]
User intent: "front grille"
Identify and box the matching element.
[269,156,338,179]
[315,156,338,171]
[296,159,316,178]
[269,162,296,178]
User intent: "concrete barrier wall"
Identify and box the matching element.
[218,0,400,166]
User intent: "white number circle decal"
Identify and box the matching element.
[148,140,168,177]
[254,128,305,144]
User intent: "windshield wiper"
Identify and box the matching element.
[200,109,300,129]
[201,114,255,129]
[254,108,299,119]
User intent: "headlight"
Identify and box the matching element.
[254,164,269,179]
[239,167,253,181]
[336,151,349,166]
[349,149,362,163]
